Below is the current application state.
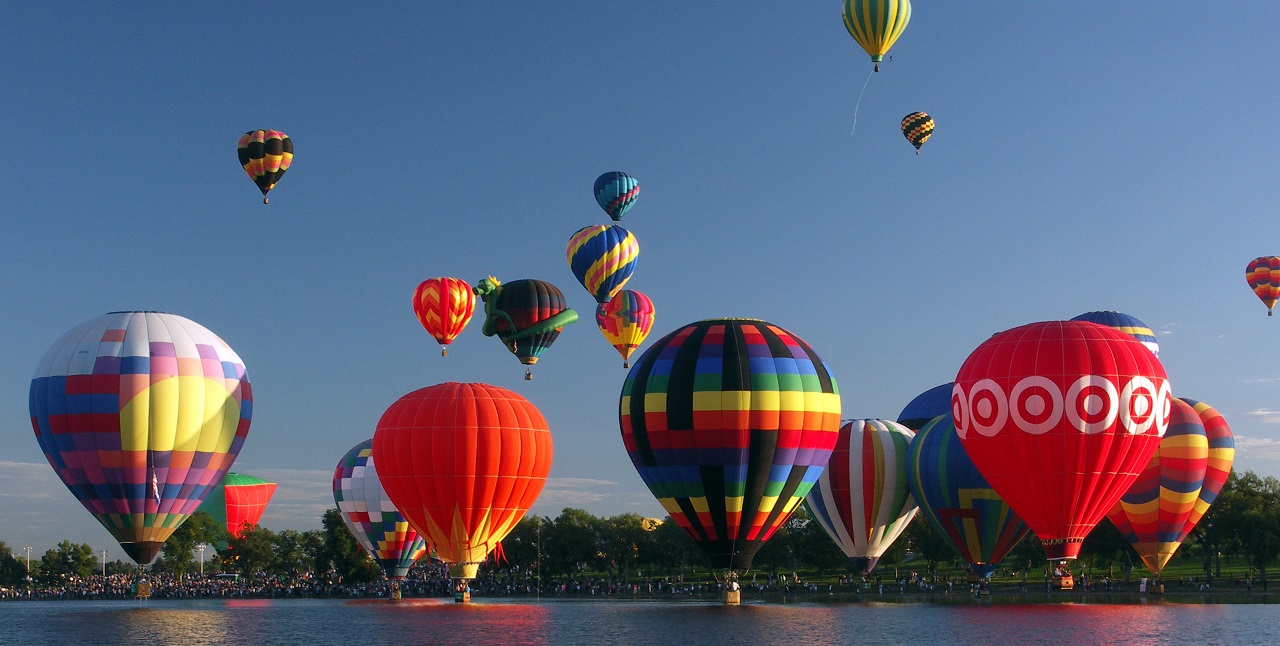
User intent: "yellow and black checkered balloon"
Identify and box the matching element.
[900,112,933,154]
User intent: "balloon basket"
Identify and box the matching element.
[1150,583,1165,595]
[722,589,741,605]
[1053,573,1075,591]
[454,590,471,603]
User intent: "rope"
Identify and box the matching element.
[850,68,875,137]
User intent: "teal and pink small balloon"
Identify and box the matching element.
[594,171,639,222]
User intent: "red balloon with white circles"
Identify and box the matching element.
[951,320,1170,563]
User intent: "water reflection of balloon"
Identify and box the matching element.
[373,382,552,600]
[594,172,640,222]
[1246,256,1280,316]
[333,439,428,580]
[1071,310,1159,357]
[237,129,293,204]
[29,311,253,564]
[413,277,476,356]
[908,414,1030,578]
[806,419,918,575]
[620,319,841,580]
[567,224,639,304]
[594,290,655,368]
[952,320,1169,565]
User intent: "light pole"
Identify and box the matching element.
[197,543,206,576]
[101,550,107,577]
[24,547,31,579]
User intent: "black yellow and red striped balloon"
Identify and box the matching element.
[237,129,293,203]
[900,112,934,154]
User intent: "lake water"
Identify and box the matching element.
[3,598,1278,645]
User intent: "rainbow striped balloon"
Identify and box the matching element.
[1184,399,1235,533]
[906,414,1028,578]
[29,311,252,564]
[333,439,429,580]
[1246,256,1280,315]
[567,224,638,303]
[805,419,918,575]
[619,318,841,571]
[1106,397,1216,575]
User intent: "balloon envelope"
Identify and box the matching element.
[1246,256,1280,315]
[373,383,552,581]
[619,318,842,571]
[907,414,1029,578]
[1070,310,1159,358]
[595,290,655,367]
[333,439,429,580]
[806,419,918,575]
[198,472,277,542]
[896,383,953,431]
[1105,398,1209,575]
[413,277,476,355]
[29,311,252,564]
[951,320,1170,561]
[594,171,640,222]
[476,278,578,367]
[237,129,293,202]
[900,112,934,152]
[843,0,912,70]
[567,224,639,304]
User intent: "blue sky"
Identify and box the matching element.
[3,2,1279,561]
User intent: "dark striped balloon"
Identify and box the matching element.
[900,112,934,153]
[906,414,1029,578]
[619,319,841,570]
[237,129,293,203]
[594,171,640,222]
[488,279,574,365]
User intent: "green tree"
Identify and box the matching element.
[499,516,548,572]
[544,508,602,578]
[225,524,278,579]
[792,508,848,576]
[273,529,310,575]
[600,513,654,584]
[0,542,29,585]
[317,507,380,584]
[1080,518,1137,580]
[1211,470,1280,588]
[903,516,955,576]
[39,541,97,581]
[160,510,225,576]
[650,515,705,579]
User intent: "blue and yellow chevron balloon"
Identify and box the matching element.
[567,224,639,303]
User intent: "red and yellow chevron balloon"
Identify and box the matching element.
[594,290,654,368]
[237,129,293,204]
[1246,255,1280,316]
[413,277,476,356]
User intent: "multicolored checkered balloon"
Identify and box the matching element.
[29,311,252,564]
[333,439,428,580]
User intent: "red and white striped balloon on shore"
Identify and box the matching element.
[951,320,1171,562]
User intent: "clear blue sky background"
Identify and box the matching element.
[2,2,1278,562]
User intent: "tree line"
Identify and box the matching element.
[4,469,1278,588]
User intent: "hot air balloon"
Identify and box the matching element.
[595,290,655,368]
[567,224,639,304]
[843,0,912,72]
[619,319,841,598]
[198,472,277,545]
[594,171,640,222]
[896,383,953,430]
[805,419,918,575]
[237,129,293,203]
[1071,310,1159,357]
[900,112,933,154]
[333,439,429,581]
[951,320,1170,576]
[1104,398,1209,577]
[906,414,1029,579]
[1246,256,1280,316]
[373,382,553,602]
[29,311,252,565]
[1186,399,1235,530]
[413,277,476,356]
[474,277,578,379]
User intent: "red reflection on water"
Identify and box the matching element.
[224,599,274,609]
[955,602,1231,643]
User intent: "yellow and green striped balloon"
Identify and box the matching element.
[843,0,912,72]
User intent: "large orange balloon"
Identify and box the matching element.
[372,382,552,584]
